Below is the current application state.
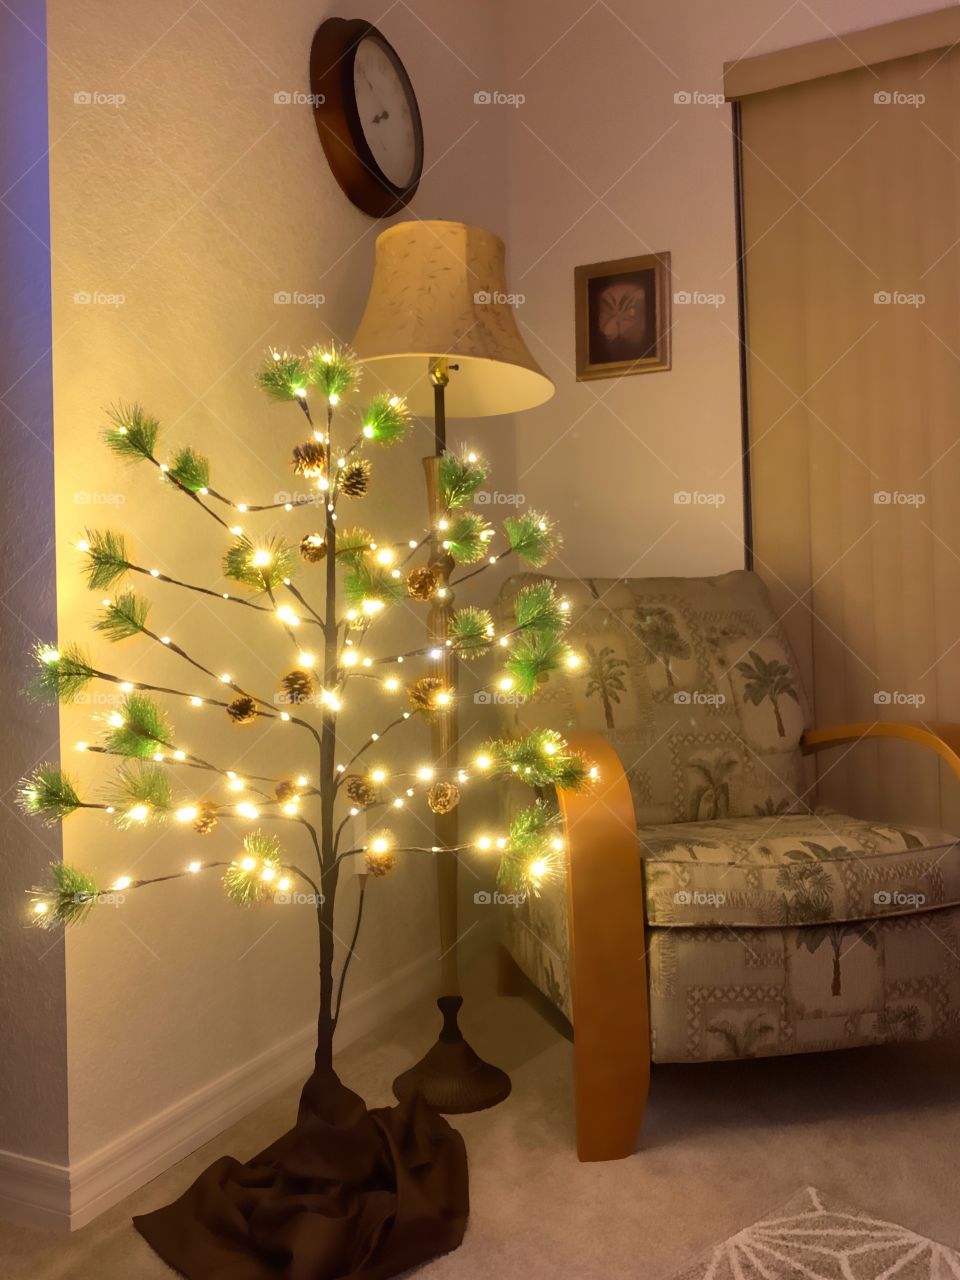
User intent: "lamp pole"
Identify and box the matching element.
[392,358,511,1113]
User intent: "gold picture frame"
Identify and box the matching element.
[574,251,671,380]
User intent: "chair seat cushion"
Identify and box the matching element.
[641,809,960,927]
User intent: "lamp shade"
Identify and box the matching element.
[351,220,554,417]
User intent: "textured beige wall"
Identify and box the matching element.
[44,0,510,1164]
[502,0,940,581]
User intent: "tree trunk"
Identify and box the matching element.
[314,866,339,1072]
[831,940,842,997]
[315,402,339,1073]
[601,688,615,730]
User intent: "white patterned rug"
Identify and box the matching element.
[670,1187,960,1279]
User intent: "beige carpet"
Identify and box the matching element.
[2,969,960,1279]
[669,1186,960,1279]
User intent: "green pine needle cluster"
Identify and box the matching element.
[82,528,131,592]
[505,632,566,696]
[258,345,360,406]
[361,393,410,445]
[513,580,567,636]
[449,606,494,659]
[498,800,564,896]
[307,344,358,400]
[167,446,210,493]
[504,511,560,567]
[30,863,102,929]
[334,527,374,568]
[95,591,150,643]
[223,534,296,592]
[103,402,159,462]
[104,694,172,758]
[481,729,591,790]
[106,763,172,825]
[257,350,309,403]
[223,830,283,906]
[344,560,406,613]
[443,512,492,564]
[18,765,82,825]
[29,642,96,704]
[439,450,489,509]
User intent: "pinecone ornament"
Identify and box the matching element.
[339,459,371,498]
[427,780,460,815]
[364,847,396,877]
[193,801,219,835]
[408,676,444,713]
[406,565,440,602]
[300,532,326,563]
[275,779,299,804]
[227,695,258,725]
[292,441,326,478]
[344,774,377,807]
[280,669,314,704]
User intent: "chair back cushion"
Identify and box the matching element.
[494,569,811,826]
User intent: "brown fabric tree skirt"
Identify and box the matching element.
[133,1068,468,1280]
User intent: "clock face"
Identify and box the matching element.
[353,35,419,190]
[311,18,423,217]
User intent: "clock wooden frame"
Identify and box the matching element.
[310,17,424,219]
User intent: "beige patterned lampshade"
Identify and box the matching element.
[351,220,554,417]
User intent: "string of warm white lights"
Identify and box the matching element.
[18,344,594,1082]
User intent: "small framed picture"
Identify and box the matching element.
[574,251,671,380]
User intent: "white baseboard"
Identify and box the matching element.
[0,926,489,1233]
[0,1150,70,1232]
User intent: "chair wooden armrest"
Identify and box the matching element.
[555,731,649,1162]
[802,722,960,782]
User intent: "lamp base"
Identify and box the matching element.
[393,996,511,1114]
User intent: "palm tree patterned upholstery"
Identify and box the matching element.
[494,570,960,1063]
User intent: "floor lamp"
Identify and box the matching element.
[352,220,554,1111]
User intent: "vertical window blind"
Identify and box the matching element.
[728,8,960,829]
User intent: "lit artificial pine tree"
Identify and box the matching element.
[17,345,593,1280]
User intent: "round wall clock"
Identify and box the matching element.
[310,18,424,219]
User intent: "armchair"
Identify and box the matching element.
[494,571,960,1161]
